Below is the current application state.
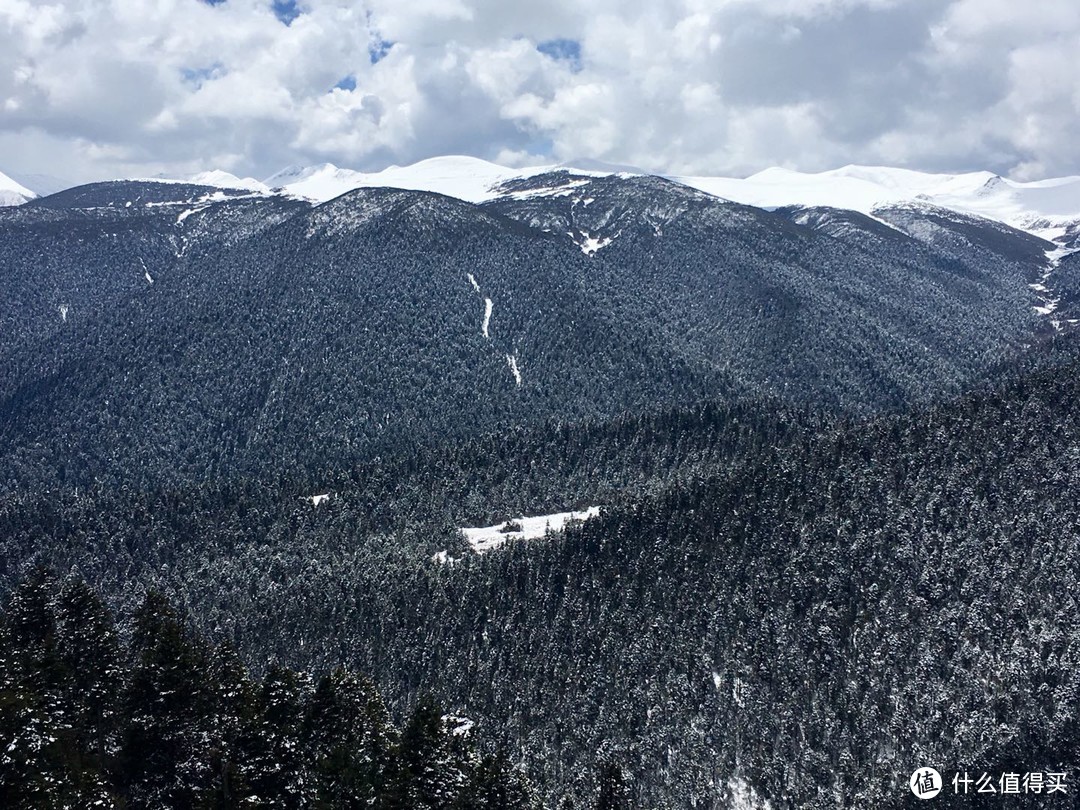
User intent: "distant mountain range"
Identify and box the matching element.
[7,155,1080,244]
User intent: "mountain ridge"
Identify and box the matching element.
[9,156,1080,248]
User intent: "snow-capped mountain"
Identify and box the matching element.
[253,157,1080,242]
[0,169,36,206]
[261,155,617,205]
[8,155,1080,246]
[673,165,1080,240]
[188,170,268,194]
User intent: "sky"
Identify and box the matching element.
[1,0,1079,185]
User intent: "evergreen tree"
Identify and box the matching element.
[386,694,462,809]
[121,590,213,807]
[594,760,628,810]
[235,664,314,806]
[304,666,393,808]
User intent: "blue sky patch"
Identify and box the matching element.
[181,64,224,89]
[334,75,357,92]
[272,0,301,25]
[369,39,394,64]
[537,38,582,72]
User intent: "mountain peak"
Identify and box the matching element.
[189,169,268,193]
[0,168,37,206]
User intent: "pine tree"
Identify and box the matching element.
[385,694,462,809]
[121,590,213,807]
[54,577,123,766]
[459,751,534,809]
[236,664,314,805]
[0,570,117,807]
[594,759,628,810]
[305,666,394,808]
[198,642,257,807]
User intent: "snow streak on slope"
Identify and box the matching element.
[577,232,615,255]
[465,274,493,339]
[506,353,522,386]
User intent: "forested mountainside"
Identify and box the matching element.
[2,335,1079,807]
[0,171,1059,492]
[486,173,1050,411]
[2,172,1079,808]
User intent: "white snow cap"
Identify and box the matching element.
[27,154,1080,237]
[673,164,1080,234]
[189,170,269,194]
[262,157,1080,236]
[263,155,572,205]
[0,169,36,206]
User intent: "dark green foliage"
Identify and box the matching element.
[0,577,534,809]
[4,340,1080,806]
[594,760,628,810]
[0,571,120,807]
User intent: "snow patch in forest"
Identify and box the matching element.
[482,298,493,339]
[144,271,154,285]
[308,494,331,507]
[727,776,773,810]
[59,304,69,322]
[1028,243,1077,325]
[467,273,481,294]
[577,232,615,255]
[461,507,600,553]
[431,550,459,565]
[443,715,475,736]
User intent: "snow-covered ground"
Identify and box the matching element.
[189,169,268,193]
[482,298,493,339]
[256,157,1080,240]
[506,353,522,386]
[461,506,601,553]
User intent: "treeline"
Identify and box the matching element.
[0,571,543,809]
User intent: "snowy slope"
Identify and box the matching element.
[189,170,269,194]
[672,165,1080,238]
[0,169,36,206]
[264,155,578,204]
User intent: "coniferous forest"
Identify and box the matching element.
[1,173,1079,808]
[0,570,540,808]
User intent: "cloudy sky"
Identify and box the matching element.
[1,0,1079,185]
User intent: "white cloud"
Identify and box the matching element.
[0,0,1078,183]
